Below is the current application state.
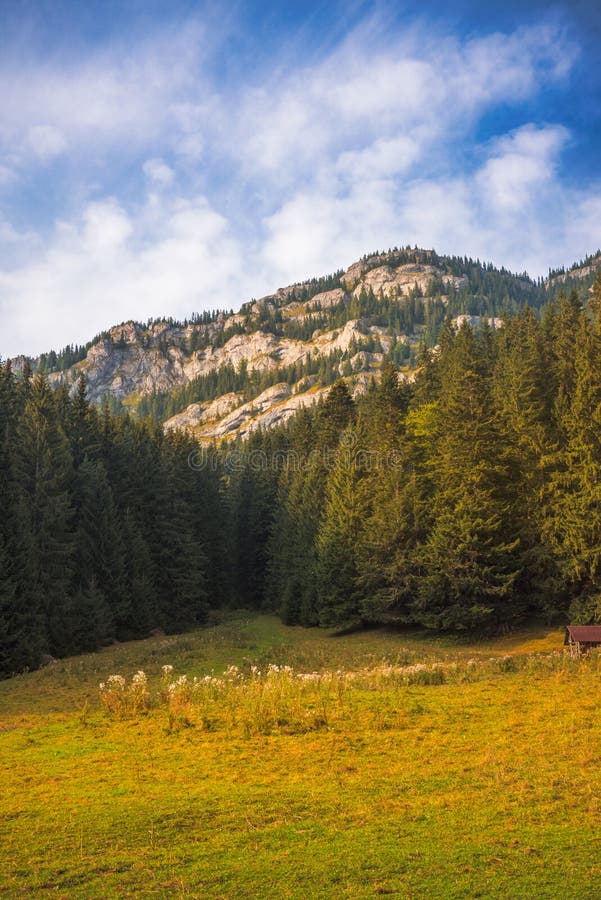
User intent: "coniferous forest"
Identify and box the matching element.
[2,275,601,677]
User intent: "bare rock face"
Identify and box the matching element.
[314,320,366,354]
[341,260,370,290]
[242,387,329,435]
[293,375,318,393]
[164,392,245,433]
[280,288,347,324]
[189,331,288,377]
[12,244,499,442]
[453,314,503,330]
[20,247,470,415]
[352,264,466,299]
[80,339,187,402]
[544,252,601,288]
[352,373,373,396]
[198,383,291,439]
[163,403,205,432]
[356,264,439,298]
[47,316,381,408]
[346,350,384,373]
[366,325,395,353]
[9,355,33,375]
[442,274,468,290]
[197,382,329,441]
[341,248,438,290]
[109,322,140,344]
[305,288,347,310]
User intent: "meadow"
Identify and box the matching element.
[1,615,600,899]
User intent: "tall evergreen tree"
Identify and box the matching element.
[413,325,521,630]
[72,457,127,639]
[316,425,367,625]
[544,313,601,622]
[13,373,75,656]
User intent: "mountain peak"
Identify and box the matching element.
[10,245,599,441]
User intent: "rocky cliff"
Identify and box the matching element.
[544,251,601,289]
[13,244,571,441]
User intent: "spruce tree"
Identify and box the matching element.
[73,457,128,640]
[13,373,75,656]
[413,324,521,630]
[153,432,208,631]
[316,425,367,626]
[544,313,601,621]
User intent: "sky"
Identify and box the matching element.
[0,0,600,358]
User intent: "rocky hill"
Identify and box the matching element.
[544,250,601,293]
[13,244,589,441]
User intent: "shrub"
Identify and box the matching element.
[99,671,149,717]
[98,651,592,733]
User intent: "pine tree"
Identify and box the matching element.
[413,325,521,630]
[266,409,324,626]
[13,373,75,656]
[65,580,113,653]
[543,313,601,622]
[121,508,157,634]
[73,457,128,640]
[69,374,99,467]
[316,425,367,626]
[316,380,355,447]
[153,433,208,631]
[354,365,419,623]
[490,309,563,617]
[0,362,46,674]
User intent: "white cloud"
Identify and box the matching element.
[143,158,175,186]
[261,180,401,285]
[26,124,68,162]
[259,120,600,287]
[452,24,575,107]
[477,124,569,212]
[336,136,421,181]
[0,192,264,357]
[225,20,572,187]
[0,14,598,359]
[170,102,208,161]
[81,199,133,251]
[0,22,212,174]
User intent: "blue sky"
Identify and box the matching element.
[0,0,600,357]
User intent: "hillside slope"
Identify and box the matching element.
[1,615,599,899]
[11,245,600,440]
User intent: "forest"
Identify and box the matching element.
[1,273,601,677]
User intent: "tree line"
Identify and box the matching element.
[0,368,226,677]
[227,276,601,633]
[2,275,601,676]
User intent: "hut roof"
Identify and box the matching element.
[565,625,601,643]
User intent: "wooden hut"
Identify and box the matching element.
[564,625,601,656]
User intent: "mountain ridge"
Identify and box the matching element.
[9,245,601,441]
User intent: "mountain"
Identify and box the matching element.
[10,245,599,440]
[544,250,601,290]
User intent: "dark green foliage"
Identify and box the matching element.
[0,369,225,677]
[4,253,601,675]
[72,457,126,638]
[316,426,366,625]
[14,373,75,657]
[241,296,601,633]
[153,434,209,631]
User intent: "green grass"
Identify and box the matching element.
[1,614,600,898]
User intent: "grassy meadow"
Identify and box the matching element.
[1,614,600,899]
